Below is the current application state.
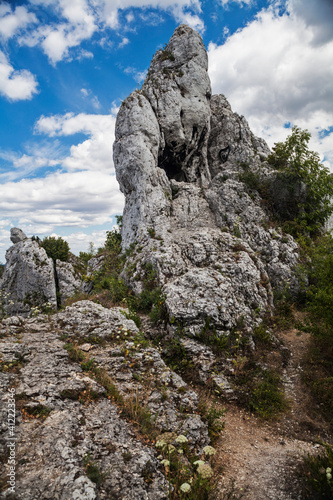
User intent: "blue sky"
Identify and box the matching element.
[0,0,332,262]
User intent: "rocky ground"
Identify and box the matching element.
[0,301,331,499]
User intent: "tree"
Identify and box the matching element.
[42,236,69,262]
[268,126,333,235]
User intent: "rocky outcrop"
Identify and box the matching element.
[0,301,209,498]
[114,25,299,337]
[0,229,57,316]
[56,260,84,302]
[0,229,85,316]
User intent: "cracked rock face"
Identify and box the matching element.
[114,24,299,336]
[0,233,85,316]
[0,237,57,316]
[0,301,209,498]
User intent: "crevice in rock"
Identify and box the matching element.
[53,260,61,309]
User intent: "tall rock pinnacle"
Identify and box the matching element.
[114,25,300,336]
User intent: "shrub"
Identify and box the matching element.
[300,443,333,499]
[268,126,333,236]
[300,233,333,424]
[42,236,69,262]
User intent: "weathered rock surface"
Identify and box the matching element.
[114,24,300,336]
[0,233,57,316]
[0,231,85,316]
[0,301,209,498]
[56,259,84,302]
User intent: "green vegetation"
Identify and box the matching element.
[248,368,288,419]
[299,443,333,499]
[155,432,217,499]
[83,452,105,485]
[299,233,333,425]
[41,236,69,262]
[90,222,168,325]
[267,126,333,236]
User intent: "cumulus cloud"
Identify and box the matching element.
[0,110,122,261]
[35,112,115,172]
[0,170,124,228]
[287,0,333,46]
[0,3,37,39]
[208,2,333,169]
[0,50,38,100]
[218,0,252,6]
[16,0,204,63]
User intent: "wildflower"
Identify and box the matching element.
[176,435,188,444]
[202,445,216,456]
[155,440,166,449]
[177,448,184,454]
[193,460,205,466]
[197,463,213,479]
[327,472,332,481]
[180,483,191,493]
[161,459,170,467]
[327,468,332,474]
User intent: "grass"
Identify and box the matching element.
[298,443,333,499]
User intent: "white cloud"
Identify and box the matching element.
[80,87,101,109]
[287,0,333,46]
[118,37,129,48]
[17,1,204,63]
[218,0,252,6]
[0,3,37,40]
[171,6,204,32]
[0,170,124,226]
[64,229,114,255]
[124,66,147,83]
[0,50,38,100]
[208,3,333,169]
[0,110,123,261]
[34,112,115,172]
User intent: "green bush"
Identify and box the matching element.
[300,443,333,499]
[249,369,288,419]
[268,126,333,235]
[300,233,333,424]
[42,236,69,262]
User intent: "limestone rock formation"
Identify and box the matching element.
[0,229,57,316]
[56,260,84,302]
[114,25,299,337]
[0,230,85,316]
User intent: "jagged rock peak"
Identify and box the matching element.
[10,227,27,244]
[113,25,300,336]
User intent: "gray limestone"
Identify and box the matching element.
[114,24,300,337]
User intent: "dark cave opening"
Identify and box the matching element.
[158,143,187,182]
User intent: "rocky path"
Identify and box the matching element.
[213,325,331,500]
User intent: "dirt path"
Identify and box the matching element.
[213,326,332,500]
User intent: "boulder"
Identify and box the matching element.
[0,237,57,316]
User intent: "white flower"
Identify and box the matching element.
[161,459,170,467]
[193,460,205,466]
[326,467,332,474]
[155,440,166,449]
[327,472,332,481]
[177,448,184,454]
[180,482,191,493]
[197,463,213,479]
[176,435,188,444]
[203,445,216,456]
